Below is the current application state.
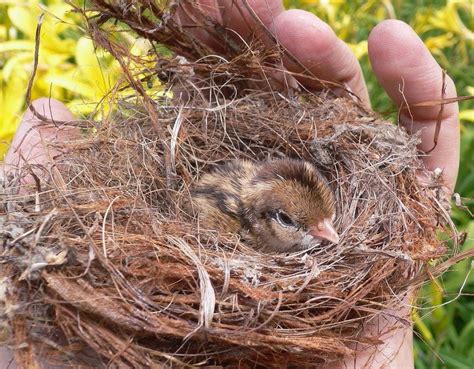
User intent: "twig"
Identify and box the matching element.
[425,70,447,154]
[25,14,65,126]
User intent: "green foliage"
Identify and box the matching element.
[414,223,474,368]
[0,0,158,157]
[1,1,473,367]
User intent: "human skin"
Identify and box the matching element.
[0,1,459,368]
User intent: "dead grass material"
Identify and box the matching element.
[0,1,466,367]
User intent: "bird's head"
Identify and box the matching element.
[242,159,339,252]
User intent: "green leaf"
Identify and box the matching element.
[439,349,474,369]
[458,319,474,356]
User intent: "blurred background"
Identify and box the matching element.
[0,1,472,367]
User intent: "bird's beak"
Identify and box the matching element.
[308,219,340,244]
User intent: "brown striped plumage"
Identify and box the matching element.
[191,159,339,253]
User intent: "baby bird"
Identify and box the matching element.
[191,158,339,253]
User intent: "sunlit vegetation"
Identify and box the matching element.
[1,1,472,367]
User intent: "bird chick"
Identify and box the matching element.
[190,158,339,253]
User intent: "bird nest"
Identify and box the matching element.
[0,1,465,368]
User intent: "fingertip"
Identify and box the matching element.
[245,0,285,28]
[198,0,222,22]
[368,19,413,49]
[368,20,460,190]
[273,10,338,62]
[176,0,223,50]
[4,98,78,174]
[368,18,458,120]
[368,20,432,76]
[272,9,369,105]
[219,0,284,37]
[26,98,75,122]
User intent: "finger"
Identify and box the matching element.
[217,0,285,37]
[0,347,16,369]
[327,296,414,369]
[2,98,79,188]
[176,1,284,51]
[368,20,459,189]
[175,0,223,50]
[271,10,370,106]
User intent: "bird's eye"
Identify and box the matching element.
[274,211,295,228]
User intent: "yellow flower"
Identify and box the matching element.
[0,0,160,157]
[0,0,81,157]
[347,40,368,60]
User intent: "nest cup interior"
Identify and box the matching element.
[0,1,458,368]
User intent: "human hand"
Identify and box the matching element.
[1,2,460,368]
[177,1,460,368]
[1,98,79,369]
[2,98,79,189]
[178,1,459,191]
